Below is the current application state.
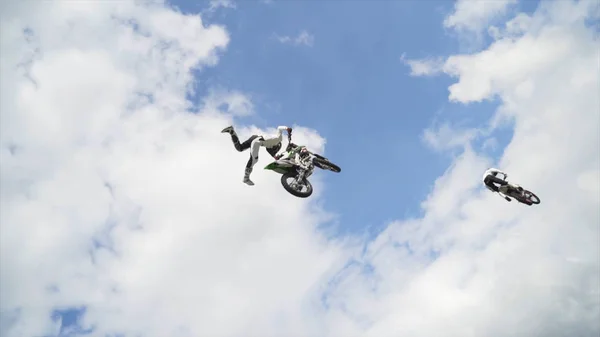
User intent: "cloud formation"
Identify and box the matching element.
[327,1,599,336]
[400,54,445,77]
[274,30,315,47]
[0,2,342,336]
[1,0,598,337]
[422,122,479,152]
[444,0,517,34]
[208,0,236,12]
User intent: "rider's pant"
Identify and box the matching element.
[227,133,261,170]
[230,133,279,173]
[484,174,507,192]
[246,137,263,169]
[230,134,259,152]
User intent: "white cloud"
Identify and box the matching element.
[400,54,445,76]
[422,122,479,152]
[0,1,345,337]
[481,137,498,151]
[208,0,236,11]
[2,0,599,337]
[201,88,254,116]
[319,1,600,336]
[487,12,532,40]
[274,30,315,47]
[444,0,517,34]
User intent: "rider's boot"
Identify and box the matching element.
[243,168,254,186]
[221,126,235,134]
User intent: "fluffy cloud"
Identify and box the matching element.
[1,0,598,337]
[0,1,344,337]
[400,54,445,77]
[421,122,479,152]
[201,88,255,116]
[444,0,517,34]
[326,1,599,336]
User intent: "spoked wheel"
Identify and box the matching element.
[281,171,313,198]
[510,188,541,206]
[313,157,341,173]
[522,189,541,205]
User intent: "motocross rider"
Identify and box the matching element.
[483,167,522,201]
[221,125,292,186]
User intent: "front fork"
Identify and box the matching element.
[296,167,312,181]
[280,157,313,186]
[292,166,313,190]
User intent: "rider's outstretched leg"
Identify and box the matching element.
[222,126,260,152]
[243,138,262,186]
[243,167,254,185]
[221,126,235,134]
[236,135,260,152]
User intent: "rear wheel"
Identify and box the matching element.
[313,157,341,173]
[281,171,313,198]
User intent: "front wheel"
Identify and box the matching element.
[522,189,541,205]
[512,189,541,205]
[313,157,341,173]
[281,171,313,198]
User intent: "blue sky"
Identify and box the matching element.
[191,0,461,235]
[178,0,540,236]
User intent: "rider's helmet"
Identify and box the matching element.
[299,147,309,157]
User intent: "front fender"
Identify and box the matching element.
[264,161,292,175]
[312,153,327,160]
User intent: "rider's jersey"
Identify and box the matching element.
[482,168,506,182]
[260,126,289,148]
